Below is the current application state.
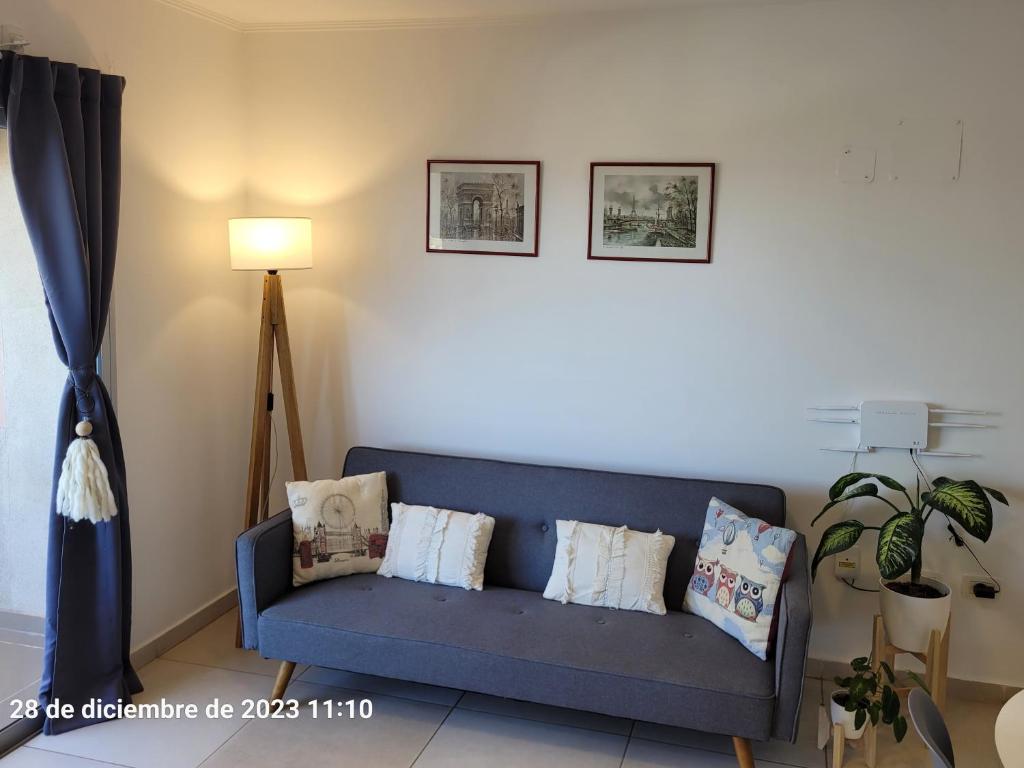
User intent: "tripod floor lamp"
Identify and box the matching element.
[230,218,312,643]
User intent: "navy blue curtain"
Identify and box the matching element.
[0,53,140,734]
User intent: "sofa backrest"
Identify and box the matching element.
[343,446,786,608]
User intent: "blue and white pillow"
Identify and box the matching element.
[682,498,797,660]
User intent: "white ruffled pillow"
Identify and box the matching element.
[543,521,675,615]
[378,503,495,590]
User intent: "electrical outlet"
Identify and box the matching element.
[834,548,861,580]
[962,575,999,599]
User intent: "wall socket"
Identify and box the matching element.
[961,575,999,599]
[834,548,861,580]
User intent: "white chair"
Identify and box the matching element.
[908,689,955,768]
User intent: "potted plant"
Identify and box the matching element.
[811,472,1007,652]
[831,655,914,741]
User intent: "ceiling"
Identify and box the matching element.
[163,0,770,30]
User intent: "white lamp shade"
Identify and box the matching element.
[229,217,313,271]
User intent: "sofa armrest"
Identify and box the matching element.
[772,534,813,742]
[235,509,293,650]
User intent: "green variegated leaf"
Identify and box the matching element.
[830,473,872,500]
[876,513,923,580]
[854,708,866,730]
[811,520,865,580]
[922,480,993,542]
[812,484,879,525]
[830,472,905,500]
[874,475,907,493]
[985,486,1009,506]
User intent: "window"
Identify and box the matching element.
[0,127,57,736]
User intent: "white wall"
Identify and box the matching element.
[0,0,254,645]
[243,0,1024,686]
[1,0,1020,688]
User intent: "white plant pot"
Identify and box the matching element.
[830,692,866,740]
[879,576,951,654]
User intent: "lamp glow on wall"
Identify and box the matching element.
[229,217,312,645]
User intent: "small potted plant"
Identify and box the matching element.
[811,472,1006,652]
[831,655,914,741]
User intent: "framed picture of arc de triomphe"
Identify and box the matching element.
[427,160,541,257]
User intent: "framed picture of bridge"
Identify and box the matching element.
[427,159,541,257]
[588,162,715,264]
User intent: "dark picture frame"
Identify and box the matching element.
[426,159,541,257]
[587,162,715,264]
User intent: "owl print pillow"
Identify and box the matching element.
[682,497,797,660]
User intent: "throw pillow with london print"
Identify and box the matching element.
[288,472,390,587]
[682,497,797,660]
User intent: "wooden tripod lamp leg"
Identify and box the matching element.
[270,275,308,482]
[234,274,310,670]
[241,274,277,533]
[236,275,277,647]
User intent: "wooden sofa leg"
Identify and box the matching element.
[271,661,296,701]
[732,736,755,768]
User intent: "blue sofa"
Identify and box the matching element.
[236,447,812,767]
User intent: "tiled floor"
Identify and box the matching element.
[0,608,1006,767]
[0,626,43,735]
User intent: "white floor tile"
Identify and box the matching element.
[456,692,633,736]
[161,609,306,680]
[0,747,127,767]
[413,707,627,768]
[2,682,40,729]
[297,666,462,706]
[632,677,826,768]
[0,643,42,705]
[623,738,796,768]
[0,631,43,649]
[27,659,271,768]
[0,640,1005,768]
[200,680,449,768]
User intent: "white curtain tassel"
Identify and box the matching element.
[55,420,117,524]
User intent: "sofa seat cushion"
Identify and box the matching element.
[258,573,777,739]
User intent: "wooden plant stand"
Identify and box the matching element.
[871,613,950,712]
[832,721,877,768]
[832,613,950,766]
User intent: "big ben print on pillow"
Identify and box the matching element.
[288,472,390,587]
[682,497,797,660]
